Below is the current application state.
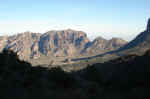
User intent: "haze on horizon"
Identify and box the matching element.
[0,0,150,41]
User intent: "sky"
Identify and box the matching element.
[0,0,150,41]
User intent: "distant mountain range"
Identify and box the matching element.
[1,18,150,65]
[0,29,127,63]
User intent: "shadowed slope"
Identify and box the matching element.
[0,49,149,99]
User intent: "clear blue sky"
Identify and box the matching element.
[0,0,150,41]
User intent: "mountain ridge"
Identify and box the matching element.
[0,29,127,65]
[117,18,150,55]
[65,18,150,64]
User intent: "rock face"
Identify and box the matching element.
[38,29,90,57]
[0,29,126,61]
[6,32,41,60]
[118,18,150,55]
[81,37,127,55]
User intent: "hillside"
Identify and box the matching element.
[0,49,148,99]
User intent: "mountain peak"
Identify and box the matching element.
[117,18,150,55]
[147,18,150,32]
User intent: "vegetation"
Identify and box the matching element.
[0,49,148,99]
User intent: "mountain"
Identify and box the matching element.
[81,37,127,55]
[38,29,90,57]
[0,29,127,64]
[117,18,150,55]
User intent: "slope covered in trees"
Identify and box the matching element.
[0,49,148,99]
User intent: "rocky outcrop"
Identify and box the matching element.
[147,18,150,32]
[117,18,150,55]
